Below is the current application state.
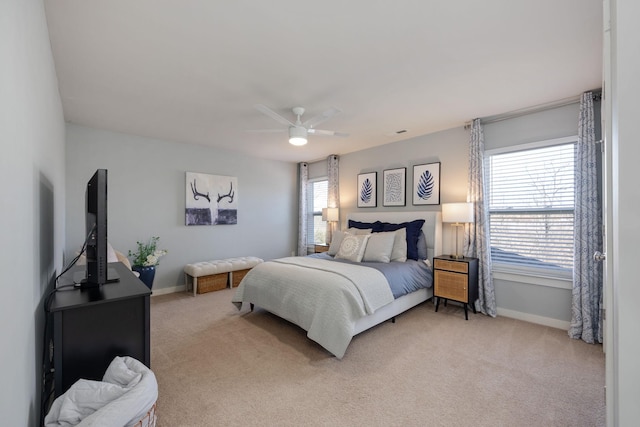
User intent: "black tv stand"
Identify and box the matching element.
[73,267,120,288]
[48,262,151,396]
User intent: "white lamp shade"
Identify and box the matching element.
[326,207,339,222]
[442,202,474,224]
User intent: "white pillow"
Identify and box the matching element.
[328,230,347,256]
[363,231,396,263]
[390,228,408,262]
[335,234,371,262]
[106,242,119,263]
[347,227,372,235]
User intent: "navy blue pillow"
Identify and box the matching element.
[348,220,384,232]
[378,219,425,260]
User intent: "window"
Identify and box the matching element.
[306,179,328,245]
[485,137,576,277]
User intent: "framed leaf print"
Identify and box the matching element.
[357,172,377,208]
[412,162,441,205]
[383,168,406,207]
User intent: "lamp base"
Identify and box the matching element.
[450,223,465,260]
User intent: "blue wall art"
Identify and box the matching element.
[412,162,441,205]
[383,167,406,207]
[357,172,377,208]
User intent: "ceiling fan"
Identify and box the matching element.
[251,104,348,146]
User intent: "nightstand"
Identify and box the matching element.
[314,244,329,253]
[433,256,479,320]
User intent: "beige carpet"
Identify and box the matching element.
[150,288,605,427]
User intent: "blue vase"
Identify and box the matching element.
[133,265,156,289]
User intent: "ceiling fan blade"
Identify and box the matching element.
[307,129,349,137]
[303,107,342,129]
[254,104,295,127]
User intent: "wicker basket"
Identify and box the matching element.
[133,401,157,427]
[231,269,251,287]
[196,273,228,293]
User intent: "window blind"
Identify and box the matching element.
[306,180,328,245]
[486,143,575,272]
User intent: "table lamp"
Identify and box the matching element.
[441,202,474,259]
[322,207,339,244]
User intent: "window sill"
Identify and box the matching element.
[492,268,572,290]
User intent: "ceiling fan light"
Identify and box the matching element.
[289,126,308,146]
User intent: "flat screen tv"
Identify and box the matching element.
[80,169,118,288]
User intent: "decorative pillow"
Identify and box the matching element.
[328,230,347,256]
[363,231,396,263]
[379,219,425,260]
[106,242,119,263]
[390,228,407,262]
[348,219,384,232]
[335,234,371,262]
[417,231,428,260]
[348,227,372,235]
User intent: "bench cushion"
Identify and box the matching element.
[184,257,263,277]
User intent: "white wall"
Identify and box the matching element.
[0,0,66,425]
[65,124,298,292]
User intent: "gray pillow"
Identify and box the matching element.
[335,234,370,262]
[363,231,396,263]
[390,228,407,262]
[417,231,428,260]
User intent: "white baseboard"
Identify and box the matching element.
[151,284,186,296]
[497,307,570,330]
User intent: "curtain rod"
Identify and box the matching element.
[464,89,602,129]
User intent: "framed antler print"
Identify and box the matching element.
[186,172,238,225]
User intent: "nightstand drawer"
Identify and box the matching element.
[434,270,468,303]
[433,258,468,274]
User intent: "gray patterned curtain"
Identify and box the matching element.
[569,92,603,344]
[327,155,340,242]
[464,119,497,317]
[298,162,309,256]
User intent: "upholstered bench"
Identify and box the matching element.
[184,256,263,296]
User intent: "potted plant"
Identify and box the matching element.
[128,236,167,289]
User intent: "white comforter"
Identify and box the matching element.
[232,256,394,358]
[45,356,157,427]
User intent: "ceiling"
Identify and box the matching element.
[44,1,603,163]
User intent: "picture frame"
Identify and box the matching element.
[185,172,238,225]
[383,167,406,207]
[412,162,441,205]
[357,172,377,208]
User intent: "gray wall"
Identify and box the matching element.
[484,103,581,326]
[0,0,67,425]
[65,124,298,292]
[317,104,582,326]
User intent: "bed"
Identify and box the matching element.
[232,211,442,358]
